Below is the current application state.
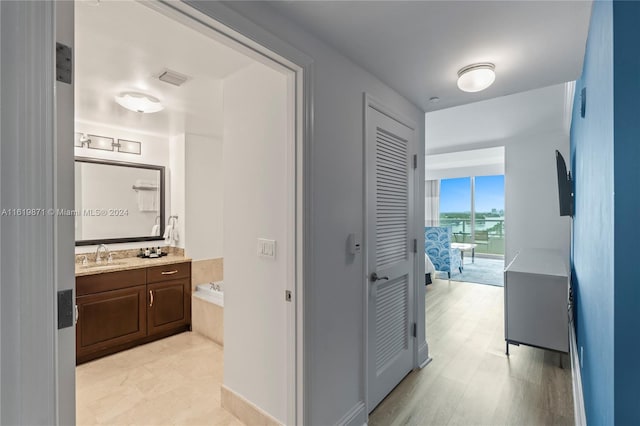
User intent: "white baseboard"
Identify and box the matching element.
[569,321,587,426]
[418,341,431,368]
[221,385,282,426]
[337,401,366,426]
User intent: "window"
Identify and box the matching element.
[439,175,504,256]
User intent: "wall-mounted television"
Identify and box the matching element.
[555,150,574,217]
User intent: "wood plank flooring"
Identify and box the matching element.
[76,332,241,426]
[369,279,574,426]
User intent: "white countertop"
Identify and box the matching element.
[505,248,568,277]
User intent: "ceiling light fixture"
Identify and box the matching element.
[114,92,164,113]
[457,63,496,93]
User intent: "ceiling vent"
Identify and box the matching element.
[158,69,189,87]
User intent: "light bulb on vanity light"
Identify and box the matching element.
[114,92,164,113]
[456,63,496,93]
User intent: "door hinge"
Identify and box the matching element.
[57,289,73,329]
[285,290,292,302]
[56,42,72,84]
[412,322,417,338]
[413,154,418,169]
[413,238,418,253]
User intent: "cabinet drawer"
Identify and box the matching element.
[147,262,190,283]
[77,268,146,296]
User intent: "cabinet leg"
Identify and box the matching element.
[506,341,510,356]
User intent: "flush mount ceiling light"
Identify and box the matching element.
[114,92,164,113]
[457,63,496,93]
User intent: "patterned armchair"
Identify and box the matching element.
[424,226,463,279]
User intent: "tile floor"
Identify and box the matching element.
[76,332,241,426]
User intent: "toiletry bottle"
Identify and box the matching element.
[138,248,144,258]
[157,246,162,255]
[145,247,150,257]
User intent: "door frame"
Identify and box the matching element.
[0,1,313,424]
[143,3,312,422]
[362,93,427,415]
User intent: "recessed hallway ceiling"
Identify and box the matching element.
[267,1,592,111]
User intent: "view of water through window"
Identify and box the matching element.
[439,175,505,256]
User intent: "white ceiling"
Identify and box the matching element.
[425,82,572,154]
[75,0,254,137]
[267,1,591,112]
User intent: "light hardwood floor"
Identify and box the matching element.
[76,332,241,426]
[370,278,574,426]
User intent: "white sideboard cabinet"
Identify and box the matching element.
[504,248,569,355]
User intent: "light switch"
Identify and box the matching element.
[258,238,276,259]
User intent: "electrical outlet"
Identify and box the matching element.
[580,346,584,369]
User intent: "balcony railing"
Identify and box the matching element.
[438,218,505,256]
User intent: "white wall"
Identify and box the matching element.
[196,2,427,424]
[74,121,170,253]
[222,63,289,422]
[505,130,571,263]
[169,134,186,249]
[184,134,224,260]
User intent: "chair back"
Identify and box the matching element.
[424,226,454,272]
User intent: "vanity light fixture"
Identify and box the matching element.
[114,92,164,113]
[456,63,496,93]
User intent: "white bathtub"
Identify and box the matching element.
[194,281,224,307]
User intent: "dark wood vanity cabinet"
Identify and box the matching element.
[147,262,191,336]
[76,261,191,364]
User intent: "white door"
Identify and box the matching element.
[366,105,415,411]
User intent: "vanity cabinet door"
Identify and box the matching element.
[76,285,147,362]
[147,279,191,336]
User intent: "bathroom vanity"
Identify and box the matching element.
[75,257,191,364]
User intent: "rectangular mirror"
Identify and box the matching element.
[75,157,165,246]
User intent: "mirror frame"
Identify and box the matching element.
[75,157,166,246]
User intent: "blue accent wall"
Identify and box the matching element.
[572,1,640,424]
[570,1,615,424]
[612,2,640,424]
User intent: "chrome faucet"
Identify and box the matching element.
[95,244,110,264]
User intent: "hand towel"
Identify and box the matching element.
[163,222,173,244]
[135,180,159,212]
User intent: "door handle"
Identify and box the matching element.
[149,290,154,307]
[370,272,389,282]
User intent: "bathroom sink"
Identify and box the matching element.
[81,261,127,269]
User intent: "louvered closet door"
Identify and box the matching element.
[366,106,415,411]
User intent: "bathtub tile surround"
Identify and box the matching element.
[221,385,282,426]
[191,257,224,291]
[193,296,224,345]
[191,258,224,346]
[76,332,242,426]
